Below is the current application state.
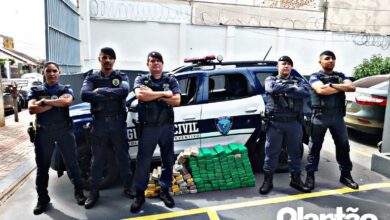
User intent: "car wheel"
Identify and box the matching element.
[276,140,304,173]
[77,140,119,189]
[247,133,265,173]
[99,146,119,189]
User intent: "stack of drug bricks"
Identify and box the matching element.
[190,143,256,192]
[144,166,162,198]
[171,147,199,196]
[144,147,199,198]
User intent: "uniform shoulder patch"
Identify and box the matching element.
[267,75,276,80]
[34,85,46,91]
[30,86,39,92]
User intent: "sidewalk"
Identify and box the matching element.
[0,110,35,205]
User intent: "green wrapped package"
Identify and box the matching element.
[237,144,248,153]
[201,148,214,158]
[228,143,240,154]
[214,144,226,155]
[225,147,233,155]
[209,149,217,158]
[188,144,255,193]
[197,149,205,159]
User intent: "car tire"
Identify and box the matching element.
[276,140,304,173]
[77,140,119,190]
[276,145,289,173]
[247,133,265,173]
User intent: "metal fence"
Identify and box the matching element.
[45,0,81,73]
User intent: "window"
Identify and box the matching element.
[208,73,250,102]
[178,77,198,105]
[255,72,275,89]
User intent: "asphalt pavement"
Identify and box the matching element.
[0,119,389,220]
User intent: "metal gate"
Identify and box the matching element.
[45,0,80,73]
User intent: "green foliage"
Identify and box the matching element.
[0,58,16,66]
[353,54,390,80]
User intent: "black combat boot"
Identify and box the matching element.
[130,193,145,213]
[123,175,136,199]
[259,172,273,195]
[290,172,311,193]
[305,171,315,190]
[340,171,359,189]
[33,191,50,215]
[74,186,86,205]
[84,187,99,209]
[159,188,175,208]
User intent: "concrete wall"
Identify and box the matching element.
[78,0,390,76]
[80,20,390,76]
[326,0,390,35]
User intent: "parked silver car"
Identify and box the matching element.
[2,90,22,113]
[345,74,389,135]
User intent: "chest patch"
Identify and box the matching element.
[112,78,120,86]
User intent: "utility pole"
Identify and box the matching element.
[0,71,5,127]
[323,0,328,30]
[11,81,19,122]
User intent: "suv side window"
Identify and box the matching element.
[178,76,198,105]
[255,72,275,89]
[208,73,250,103]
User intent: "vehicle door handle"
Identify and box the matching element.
[245,107,257,113]
[183,115,196,120]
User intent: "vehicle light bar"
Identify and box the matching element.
[355,95,387,106]
[184,55,216,63]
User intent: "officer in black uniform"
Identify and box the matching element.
[259,56,311,195]
[130,51,181,213]
[305,50,358,190]
[28,61,86,215]
[80,47,135,209]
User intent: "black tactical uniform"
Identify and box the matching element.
[132,72,180,193]
[81,69,134,208]
[306,69,358,190]
[259,56,311,194]
[28,82,85,214]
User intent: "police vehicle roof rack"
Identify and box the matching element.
[173,55,277,73]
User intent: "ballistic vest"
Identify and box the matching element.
[33,84,70,125]
[137,73,174,125]
[267,76,303,115]
[90,71,126,117]
[310,71,346,110]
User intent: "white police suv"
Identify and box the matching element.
[70,55,311,188]
[126,55,311,171]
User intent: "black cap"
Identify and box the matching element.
[147,51,164,64]
[100,47,116,59]
[278,56,293,66]
[320,50,336,59]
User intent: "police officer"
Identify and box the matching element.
[130,51,181,213]
[305,50,358,190]
[259,56,311,195]
[80,47,135,209]
[28,61,86,215]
